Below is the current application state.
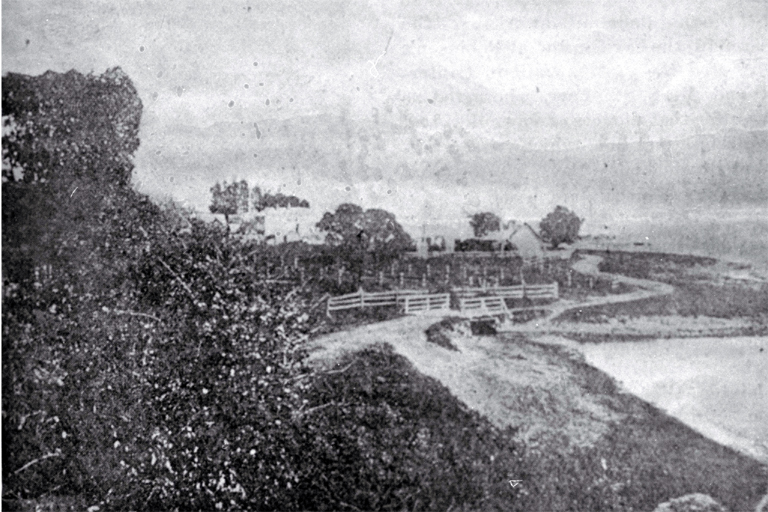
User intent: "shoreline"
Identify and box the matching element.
[526,332,768,465]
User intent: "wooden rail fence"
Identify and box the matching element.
[399,293,450,315]
[326,282,557,318]
[452,282,558,300]
[326,289,447,317]
[458,296,511,319]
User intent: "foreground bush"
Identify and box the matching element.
[292,345,521,511]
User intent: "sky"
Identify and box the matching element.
[3,0,767,232]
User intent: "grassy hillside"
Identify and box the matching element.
[298,339,766,511]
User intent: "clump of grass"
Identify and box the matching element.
[425,317,467,351]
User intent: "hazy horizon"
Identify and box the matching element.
[3,0,766,230]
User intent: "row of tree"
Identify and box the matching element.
[209,179,310,222]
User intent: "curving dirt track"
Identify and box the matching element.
[306,254,675,446]
[538,254,674,325]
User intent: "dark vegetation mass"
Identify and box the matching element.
[3,68,765,511]
[1,66,515,511]
[539,205,582,249]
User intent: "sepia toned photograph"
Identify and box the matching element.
[2,0,767,510]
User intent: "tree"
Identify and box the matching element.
[209,180,249,224]
[539,205,583,248]
[469,212,501,238]
[316,204,412,271]
[2,68,145,281]
[2,67,142,187]
[252,186,310,211]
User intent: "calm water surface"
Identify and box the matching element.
[577,337,768,464]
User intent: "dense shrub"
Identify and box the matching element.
[595,250,717,280]
[2,69,317,510]
[292,346,522,511]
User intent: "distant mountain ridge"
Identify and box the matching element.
[134,111,767,221]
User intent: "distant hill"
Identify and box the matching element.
[134,112,767,221]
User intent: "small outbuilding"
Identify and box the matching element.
[508,223,546,261]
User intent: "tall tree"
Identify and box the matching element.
[2,67,145,282]
[237,179,249,213]
[317,203,412,271]
[209,179,250,223]
[539,205,583,248]
[2,68,142,187]
[469,212,501,238]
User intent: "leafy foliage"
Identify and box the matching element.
[2,68,141,187]
[252,186,310,211]
[209,180,250,221]
[1,68,316,510]
[208,180,310,222]
[469,212,501,238]
[316,203,413,275]
[539,205,582,248]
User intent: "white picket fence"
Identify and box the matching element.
[452,282,558,300]
[458,296,511,319]
[326,289,448,316]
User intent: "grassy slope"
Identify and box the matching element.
[302,338,766,512]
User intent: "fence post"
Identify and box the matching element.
[337,267,343,286]
[300,267,305,286]
[399,272,404,288]
[500,267,505,283]
[421,273,427,288]
[294,256,299,269]
[408,263,413,275]
[379,271,384,286]
[462,265,467,282]
[589,277,595,289]
[567,270,573,288]
[426,263,431,277]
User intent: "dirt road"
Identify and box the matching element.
[306,254,670,446]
